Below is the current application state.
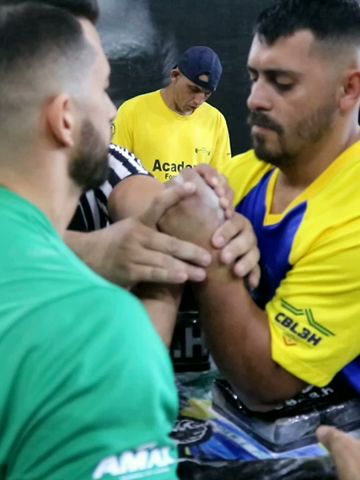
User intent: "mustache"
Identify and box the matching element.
[247,112,283,135]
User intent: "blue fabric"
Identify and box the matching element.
[341,359,360,394]
[177,46,222,91]
[236,171,307,308]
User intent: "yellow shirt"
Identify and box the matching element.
[221,142,360,388]
[112,90,231,183]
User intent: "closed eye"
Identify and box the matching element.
[267,71,296,93]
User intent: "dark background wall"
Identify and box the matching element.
[97,0,273,155]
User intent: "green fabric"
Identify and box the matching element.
[0,188,178,480]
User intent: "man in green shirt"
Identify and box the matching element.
[0,4,183,479]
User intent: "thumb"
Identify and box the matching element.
[317,425,360,480]
[141,181,196,227]
[317,425,360,461]
[317,426,342,451]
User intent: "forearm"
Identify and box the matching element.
[66,230,185,339]
[133,284,183,347]
[108,176,164,220]
[195,254,305,409]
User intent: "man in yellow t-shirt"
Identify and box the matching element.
[158,0,360,411]
[112,46,231,182]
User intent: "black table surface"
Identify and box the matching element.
[178,457,337,480]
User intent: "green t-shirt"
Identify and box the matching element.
[0,188,178,480]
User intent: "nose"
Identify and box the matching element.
[193,91,207,107]
[247,79,272,112]
[108,96,117,123]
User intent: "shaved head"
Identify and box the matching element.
[0,3,95,147]
[0,0,99,22]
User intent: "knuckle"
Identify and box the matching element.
[148,267,165,282]
[219,174,226,185]
[167,237,184,257]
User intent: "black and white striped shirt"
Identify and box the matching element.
[68,144,151,232]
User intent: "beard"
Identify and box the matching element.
[248,100,337,168]
[69,119,109,192]
[247,111,288,166]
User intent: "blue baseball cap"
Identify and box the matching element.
[177,46,223,92]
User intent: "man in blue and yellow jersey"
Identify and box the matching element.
[112,46,231,182]
[159,0,360,411]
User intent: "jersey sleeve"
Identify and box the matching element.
[266,217,360,387]
[107,143,150,184]
[219,150,272,206]
[71,145,152,231]
[112,100,134,153]
[209,112,231,171]
[7,287,178,480]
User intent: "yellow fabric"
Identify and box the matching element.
[222,149,273,205]
[112,90,231,183]
[221,142,360,387]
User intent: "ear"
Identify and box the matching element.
[338,69,360,113]
[45,94,76,148]
[170,68,180,83]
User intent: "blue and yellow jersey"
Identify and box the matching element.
[221,142,360,390]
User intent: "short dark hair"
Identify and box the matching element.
[0,3,95,142]
[0,3,90,75]
[0,0,99,23]
[255,0,360,46]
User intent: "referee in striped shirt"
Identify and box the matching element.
[69,143,151,231]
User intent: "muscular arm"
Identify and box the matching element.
[160,174,305,410]
[132,283,183,347]
[66,163,260,288]
[196,265,305,410]
[65,164,260,346]
[66,181,211,345]
[108,174,164,220]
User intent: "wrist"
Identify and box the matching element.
[64,229,108,278]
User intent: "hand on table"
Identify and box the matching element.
[317,425,360,480]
